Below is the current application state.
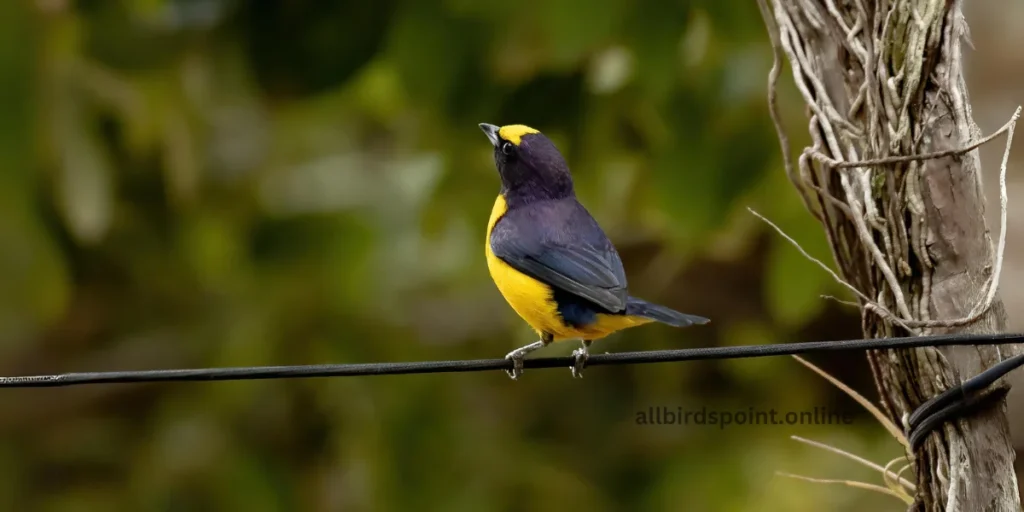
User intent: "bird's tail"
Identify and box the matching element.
[625,297,710,328]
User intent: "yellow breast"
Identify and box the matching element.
[485,195,568,338]
[485,195,652,341]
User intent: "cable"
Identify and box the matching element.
[906,352,1024,449]
[0,331,1021,388]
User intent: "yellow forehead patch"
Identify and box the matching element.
[498,124,540,145]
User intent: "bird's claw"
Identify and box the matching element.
[571,344,590,379]
[504,351,526,380]
[503,339,548,380]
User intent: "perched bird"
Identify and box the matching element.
[478,123,709,380]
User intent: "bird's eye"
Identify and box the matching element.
[501,142,515,155]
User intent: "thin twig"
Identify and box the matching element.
[882,456,917,502]
[809,110,1019,168]
[790,356,909,448]
[757,0,820,220]
[776,472,912,503]
[821,295,859,308]
[790,436,915,489]
[967,106,1019,318]
[748,207,916,333]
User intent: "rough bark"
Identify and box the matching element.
[759,0,1019,510]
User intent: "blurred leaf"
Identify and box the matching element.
[53,89,115,244]
[650,92,772,243]
[623,0,691,102]
[0,0,70,344]
[650,142,721,239]
[387,0,467,109]
[535,0,625,69]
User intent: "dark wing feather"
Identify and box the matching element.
[490,207,628,312]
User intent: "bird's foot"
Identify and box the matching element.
[571,340,592,379]
[504,339,549,380]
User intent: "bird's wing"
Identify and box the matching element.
[490,218,628,313]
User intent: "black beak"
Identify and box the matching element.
[478,123,501,147]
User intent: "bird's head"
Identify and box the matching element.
[478,123,574,206]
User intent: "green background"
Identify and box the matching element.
[0,0,908,510]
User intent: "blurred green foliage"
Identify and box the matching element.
[0,0,901,510]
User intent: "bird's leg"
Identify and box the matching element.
[571,340,592,379]
[504,332,554,380]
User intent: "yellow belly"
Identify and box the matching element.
[485,195,651,341]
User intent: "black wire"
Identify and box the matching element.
[907,388,1010,450]
[0,332,1021,388]
[906,352,1024,449]
[908,352,1024,428]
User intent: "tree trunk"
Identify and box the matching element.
[759,0,1019,510]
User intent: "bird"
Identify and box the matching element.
[478,122,709,380]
